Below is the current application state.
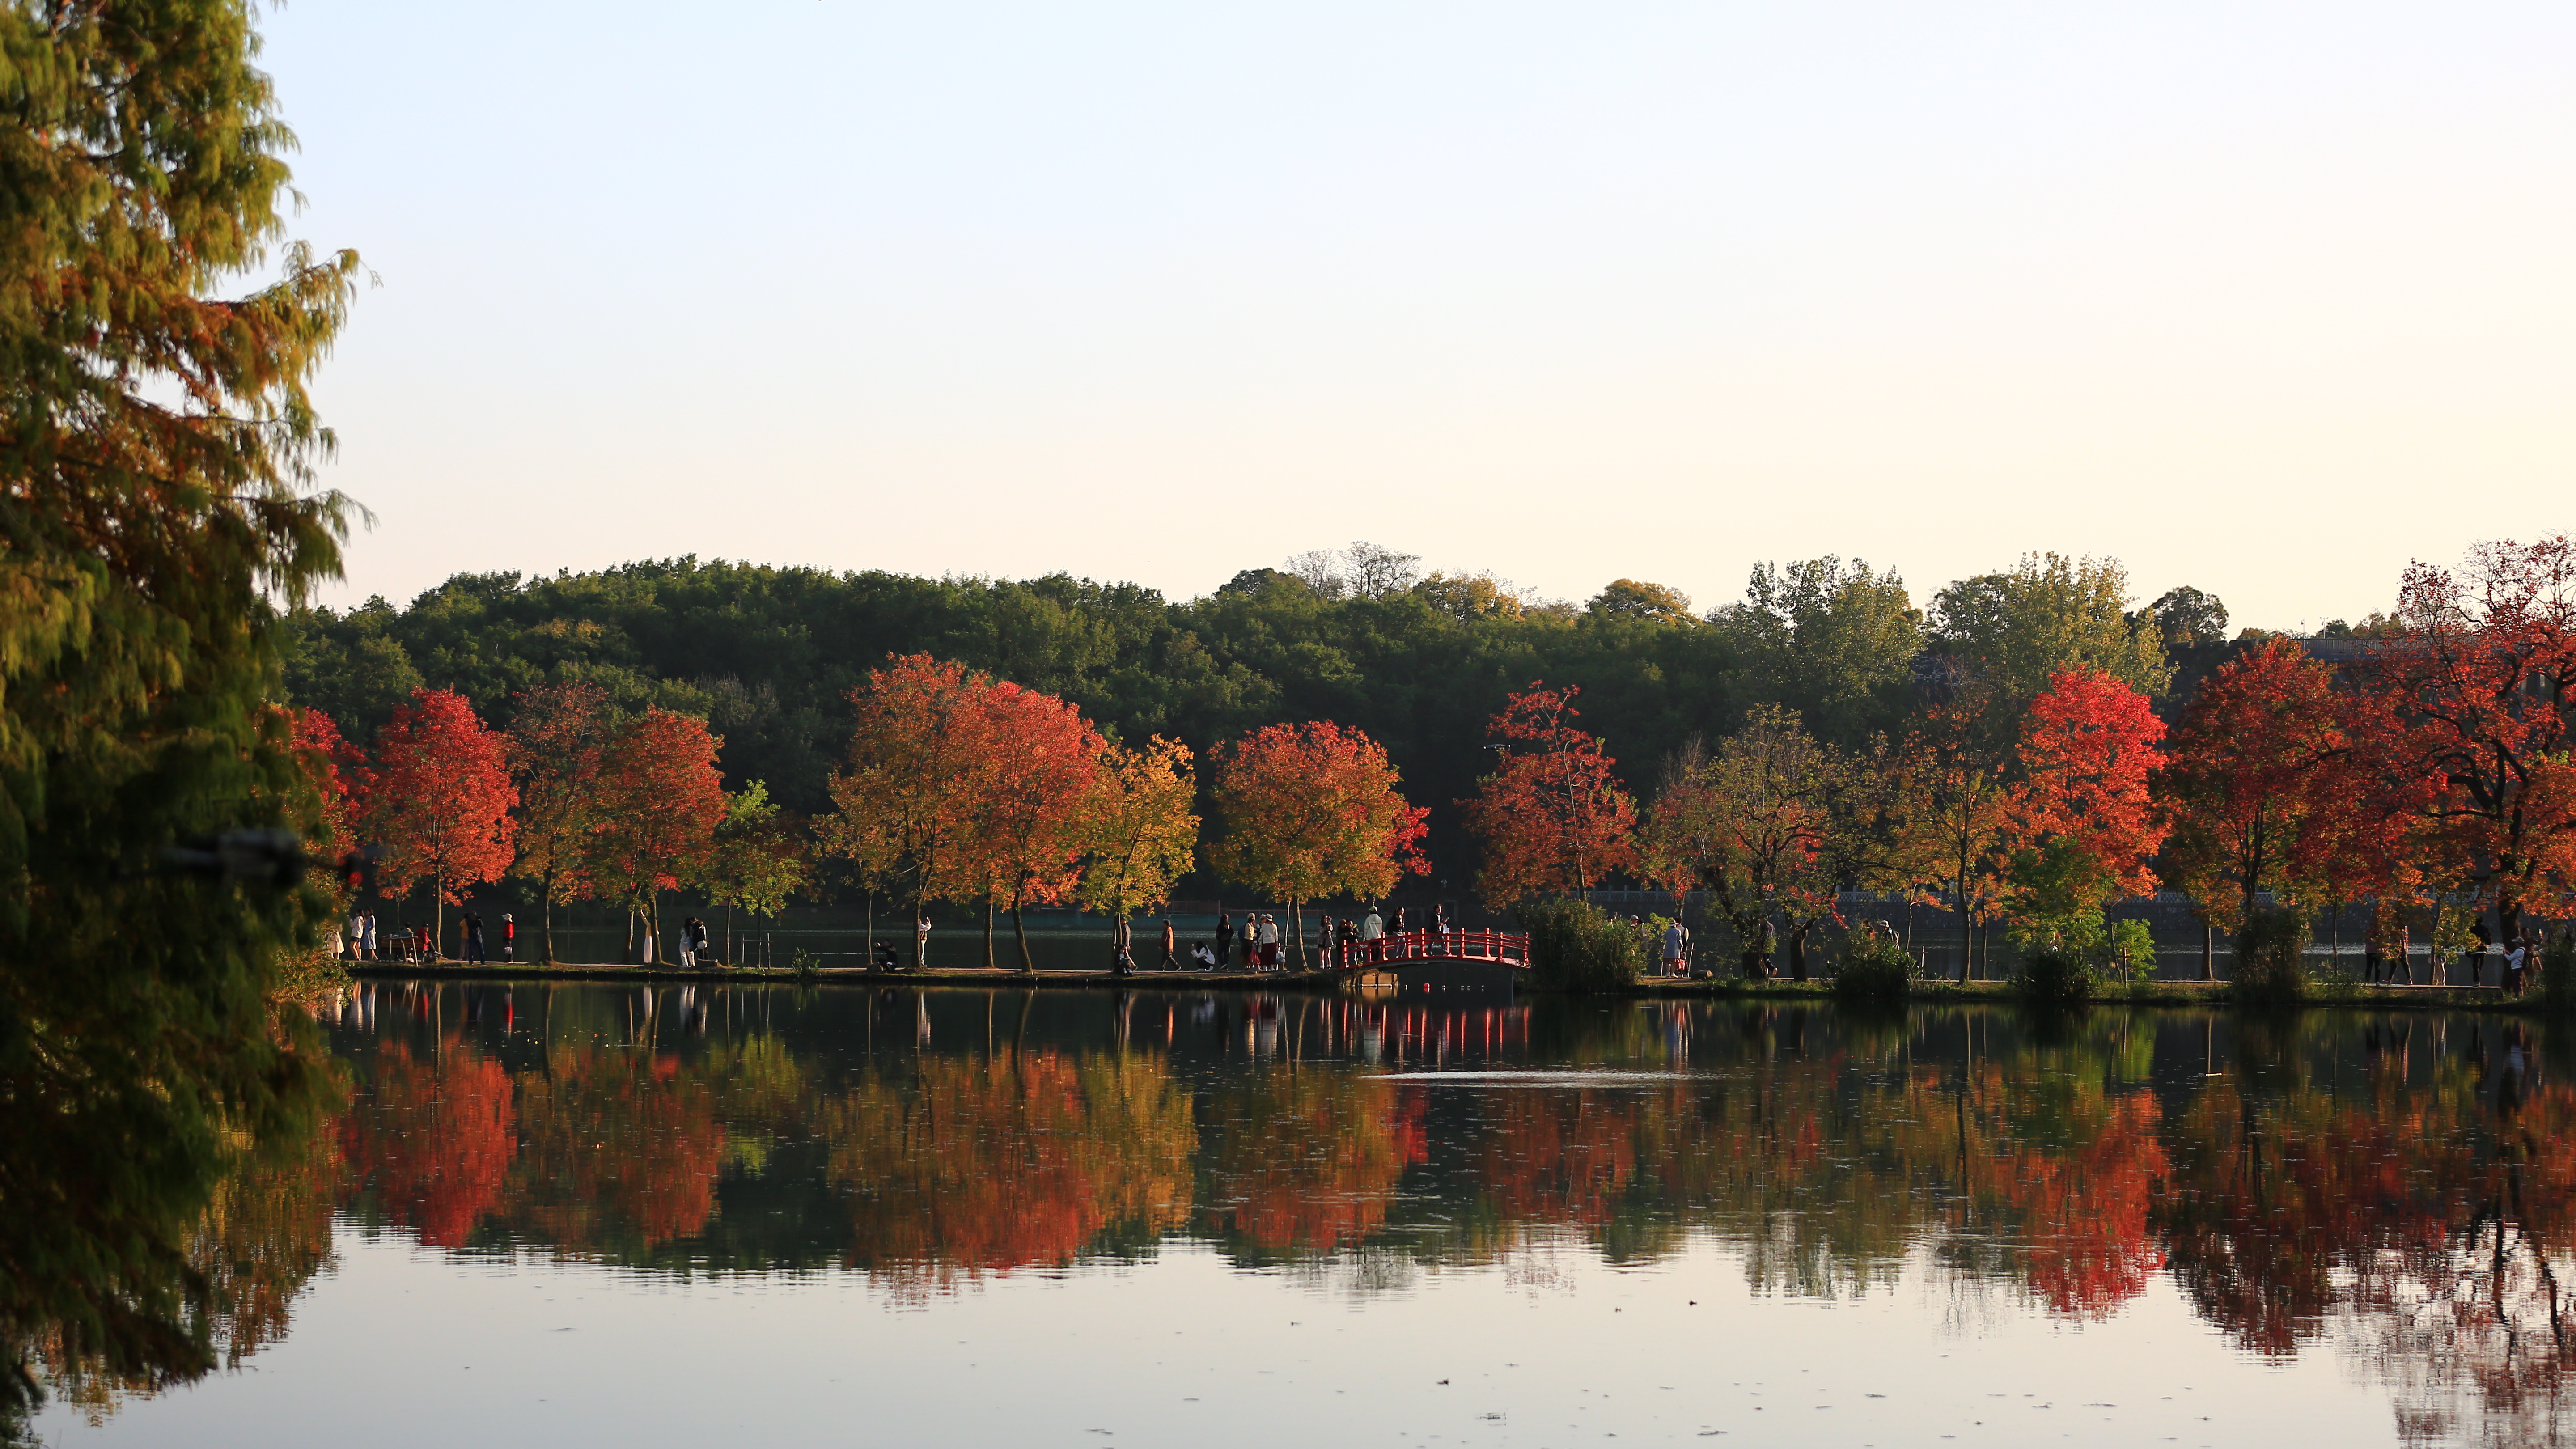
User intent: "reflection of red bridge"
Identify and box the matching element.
[1332,928,1532,971]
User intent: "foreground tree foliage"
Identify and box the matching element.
[0,0,359,1420]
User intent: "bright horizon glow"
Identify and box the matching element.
[263,1,2575,632]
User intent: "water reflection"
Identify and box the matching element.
[89,985,2576,1442]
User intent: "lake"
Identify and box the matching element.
[35,981,2570,1447]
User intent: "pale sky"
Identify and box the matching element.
[264,0,2575,632]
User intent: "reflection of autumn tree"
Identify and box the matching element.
[338,1041,517,1247]
[1202,1067,1423,1258]
[822,1051,1195,1287]
[508,1044,728,1256]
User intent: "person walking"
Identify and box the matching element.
[1215,911,1233,968]
[1361,905,1385,964]
[1159,916,1178,971]
[501,912,516,962]
[462,911,487,964]
[1433,904,1452,957]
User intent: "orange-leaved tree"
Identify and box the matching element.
[1076,736,1202,963]
[1457,682,1637,908]
[365,687,517,949]
[1209,721,1428,967]
[957,681,1106,972]
[286,706,364,869]
[585,708,726,963]
[504,681,615,962]
[2002,667,2168,948]
[825,655,1007,966]
[1888,693,2021,982]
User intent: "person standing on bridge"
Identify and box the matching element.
[1361,905,1385,964]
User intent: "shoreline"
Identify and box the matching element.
[345,961,2555,1012]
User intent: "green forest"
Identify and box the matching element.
[282,545,2313,881]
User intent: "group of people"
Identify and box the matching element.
[2362,922,2553,993]
[674,916,714,967]
[343,911,516,964]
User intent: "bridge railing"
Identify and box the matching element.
[1330,928,1531,971]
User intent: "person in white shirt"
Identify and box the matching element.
[1361,907,1385,964]
[1256,914,1280,970]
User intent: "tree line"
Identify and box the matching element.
[296,538,2576,987]
[284,547,2245,882]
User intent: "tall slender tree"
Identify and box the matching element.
[504,681,614,962]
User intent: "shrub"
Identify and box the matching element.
[1833,926,1919,1000]
[2012,947,2094,1004]
[2233,909,2309,1003]
[1517,898,1648,993]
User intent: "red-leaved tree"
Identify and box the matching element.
[365,688,517,948]
[2362,537,2576,941]
[1458,683,1638,908]
[2003,668,2168,936]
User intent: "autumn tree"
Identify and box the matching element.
[825,656,1008,965]
[1076,737,1201,942]
[958,682,1106,973]
[587,708,727,963]
[1639,706,1845,980]
[1885,695,2021,980]
[696,780,812,961]
[1208,722,1429,966]
[2159,641,2359,947]
[2003,668,2169,949]
[1458,683,1637,909]
[503,681,614,962]
[365,688,518,949]
[286,707,364,869]
[2360,537,2576,941]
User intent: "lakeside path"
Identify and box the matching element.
[348,962,2551,1012]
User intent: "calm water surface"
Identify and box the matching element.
[37,981,2574,1448]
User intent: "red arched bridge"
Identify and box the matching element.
[1330,928,1531,971]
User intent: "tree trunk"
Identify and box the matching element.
[1013,901,1035,975]
[540,870,557,963]
[1788,927,1808,983]
[984,900,996,970]
[433,884,446,961]
[1293,902,1306,971]
[648,893,663,965]
[2201,923,2215,982]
